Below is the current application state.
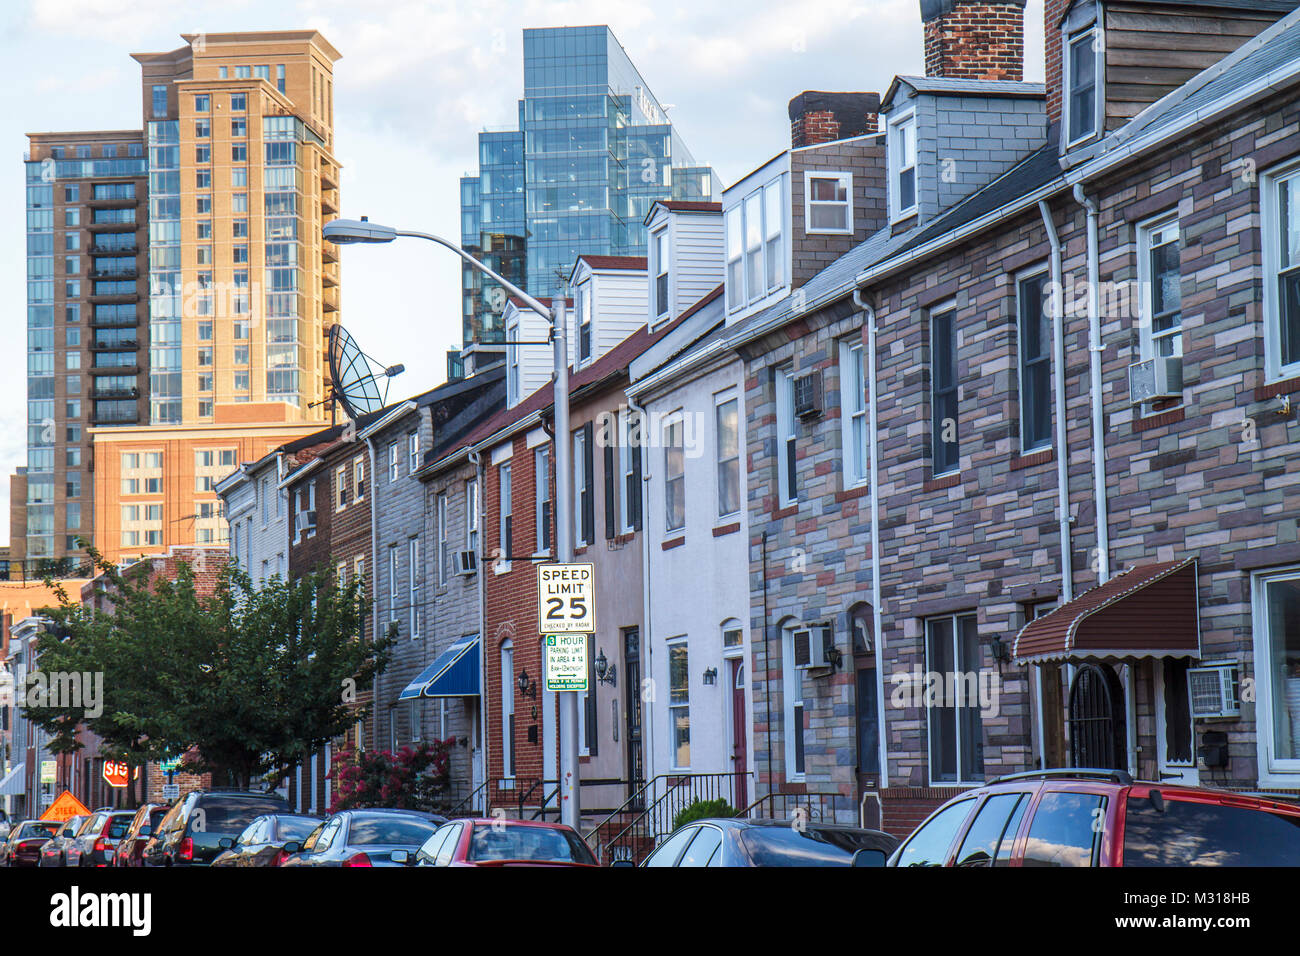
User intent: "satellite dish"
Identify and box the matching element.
[327,324,401,420]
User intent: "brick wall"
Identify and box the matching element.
[921,0,1027,82]
[790,137,886,287]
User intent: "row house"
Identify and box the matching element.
[710,0,1300,836]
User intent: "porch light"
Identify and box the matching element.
[595,649,617,687]
[517,668,536,698]
[702,667,718,686]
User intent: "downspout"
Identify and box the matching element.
[470,446,487,812]
[625,392,654,789]
[761,530,773,816]
[365,436,381,753]
[1038,199,1072,771]
[1072,184,1110,585]
[852,289,889,791]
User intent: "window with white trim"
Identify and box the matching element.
[668,639,690,769]
[931,305,960,475]
[781,623,805,780]
[725,176,785,312]
[1137,216,1182,360]
[889,110,917,220]
[407,432,419,473]
[715,395,740,517]
[499,462,513,558]
[335,465,348,510]
[805,171,853,235]
[388,441,399,482]
[1066,27,1100,145]
[776,368,798,505]
[353,457,365,501]
[1260,162,1300,380]
[620,412,641,533]
[437,493,448,586]
[466,478,479,555]
[501,640,515,778]
[652,228,669,320]
[506,317,521,403]
[577,282,592,365]
[839,340,868,487]
[1251,567,1300,777]
[664,415,685,532]
[1017,271,1052,453]
[534,446,551,553]
[408,536,421,639]
[925,612,984,784]
[388,544,399,625]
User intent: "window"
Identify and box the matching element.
[764,181,783,290]
[1262,164,1300,379]
[534,446,552,553]
[1138,217,1182,361]
[1066,28,1099,144]
[506,319,520,403]
[925,613,983,784]
[195,118,210,139]
[664,416,685,532]
[577,283,592,364]
[782,624,806,779]
[231,93,246,112]
[954,793,1029,867]
[354,457,365,500]
[574,425,593,546]
[776,368,798,505]
[839,340,869,486]
[889,110,917,220]
[930,305,959,475]
[408,432,419,473]
[499,463,513,559]
[1123,795,1300,866]
[388,442,399,482]
[620,412,642,533]
[336,466,349,510]
[194,94,210,112]
[805,172,853,235]
[715,397,739,517]
[388,545,400,624]
[668,640,690,769]
[408,537,421,639]
[437,493,448,585]
[1252,568,1300,777]
[894,798,976,867]
[582,634,598,757]
[1022,792,1106,867]
[653,229,669,318]
[744,192,762,302]
[466,478,480,555]
[231,118,246,138]
[501,641,516,778]
[1017,272,1052,452]
[151,85,168,118]
[725,177,785,312]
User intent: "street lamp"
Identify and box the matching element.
[323,216,581,830]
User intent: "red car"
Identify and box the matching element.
[399,818,598,868]
[1,820,62,868]
[114,803,171,868]
[889,769,1300,867]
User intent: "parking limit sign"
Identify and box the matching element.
[544,634,589,692]
[537,563,595,634]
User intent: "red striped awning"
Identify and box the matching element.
[1013,558,1200,664]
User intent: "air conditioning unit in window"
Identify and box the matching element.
[296,510,317,534]
[453,550,477,575]
[1187,663,1240,719]
[1128,356,1183,405]
[793,624,833,670]
[793,371,823,421]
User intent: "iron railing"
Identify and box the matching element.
[584,772,750,865]
[738,790,854,824]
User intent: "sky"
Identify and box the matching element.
[0,0,1045,543]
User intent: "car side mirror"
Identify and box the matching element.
[390,849,410,865]
[281,842,301,855]
[218,838,234,849]
[851,848,887,867]
[609,859,637,868]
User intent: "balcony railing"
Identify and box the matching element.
[88,386,138,400]
[89,314,139,329]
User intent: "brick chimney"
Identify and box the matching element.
[920,0,1027,81]
[789,91,881,148]
[1044,0,1069,125]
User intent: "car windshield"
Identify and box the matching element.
[739,826,886,866]
[277,817,320,841]
[21,822,60,839]
[346,816,439,847]
[1124,797,1300,866]
[468,825,596,864]
[108,815,133,838]
[194,797,290,834]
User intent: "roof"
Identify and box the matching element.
[657,201,722,213]
[1013,559,1201,663]
[883,75,1045,110]
[575,255,647,271]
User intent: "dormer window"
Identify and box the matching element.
[506,316,521,405]
[725,175,785,314]
[805,172,853,235]
[888,110,917,221]
[1066,28,1100,144]
[653,229,669,319]
[577,284,592,364]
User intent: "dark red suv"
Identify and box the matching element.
[889,769,1300,867]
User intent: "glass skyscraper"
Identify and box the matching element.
[457,25,719,365]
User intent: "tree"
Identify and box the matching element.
[22,544,395,797]
[328,741,453,813]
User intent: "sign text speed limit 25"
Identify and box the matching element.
[537,563,595,634]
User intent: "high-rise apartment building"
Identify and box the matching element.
[14,31,343,568]
[456,25,719,373]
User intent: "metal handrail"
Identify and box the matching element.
[445,779,489,818]
[738,790,848,822]
[586,772,747,864]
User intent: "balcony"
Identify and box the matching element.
[320,167,338,190]
[87,220,137,234]
[89,364,141,376]
[89,265,139,280]
[321,246,337,264]
[88,386,139,400]
[88,290,140,304]
[89,313,139,329]
[91,411,140,426]
[87,196,138,210]
[89,243,138,257]
[89,339,139,351]
[322,271,338,288]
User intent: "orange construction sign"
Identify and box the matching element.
[40,790,91,823]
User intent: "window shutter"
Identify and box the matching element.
[604,439,616,539]
[630,440,643,531]
[582,421,595,545]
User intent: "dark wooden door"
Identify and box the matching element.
[623,628,644,806]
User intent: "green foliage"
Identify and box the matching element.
[672,797,737,831]
[328,741,453,813]
[23,543,396,792]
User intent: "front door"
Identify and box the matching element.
[1155,658,1199,785]
[623,628,645,806]
[1068,662,1127,770]
[729,659,748,809]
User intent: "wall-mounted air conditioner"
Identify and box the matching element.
[793,624,833,670]
[1128,355,1183,405]
[453,551,477,575]
[1187,663,1240,719]
[793,371,823,421]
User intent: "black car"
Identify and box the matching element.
[38,814,90,867]
[144,790,292,866]
[72,810,137,867]
[114,803,171,868]
[1,820,61,867]
[280,809,446,868]
[631,818,900,867]
[212,813,321,867]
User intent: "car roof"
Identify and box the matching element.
[457,818,577,831]
[692,817,890,836]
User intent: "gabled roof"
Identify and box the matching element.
[882,75,1045,110]
[575,255,648,271]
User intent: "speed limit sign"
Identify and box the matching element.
[537,563,595,634]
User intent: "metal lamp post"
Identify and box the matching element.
[322,218,581,829]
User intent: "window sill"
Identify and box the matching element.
[661,535,686,551]
[834,484,870,503]
[712,522,740,538]
[1009,448,1053,471]
[773,504,798,520]
[493,561,512,575]
[1255,375,1300,401]
[923,473,961,492]
[1132,404,1185,433]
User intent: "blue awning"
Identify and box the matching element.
[0,763,25,796]
[399,637,480,700]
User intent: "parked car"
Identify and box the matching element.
[71,809,137,867]
[401,818,598,868]
[629,818,899,868]
[888,769,1300,867]
[0,809,10,841]
[144,790,292,867]
[113,803,171,868]
[212,813,321,867]
[280,809,445,868]
[1,819,61,867]
[37,814,89,867]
